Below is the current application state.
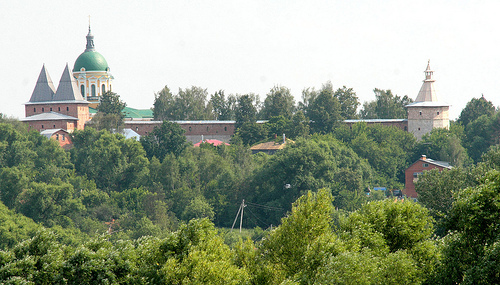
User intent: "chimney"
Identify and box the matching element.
[421,155,427,160]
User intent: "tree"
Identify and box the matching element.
[288,111,310,139]
[234,94,258,129]
[457,95,496,127]
[71,128,149,192]
[140,121,187,160]
[334,86,360,119]
[463,113,500,162]
[413,128,471,167]
[262,189,343,282]
[437,170,500,283]
[307,85,342,134]
[246,136,373,224]
[152,85,176,121]
[360,88,413,119]
[174,86,212,120]
[232,122,267,146]
[209,90,235,120]
[260,86,295,120]
[92,91,127,132]
[332,122,416,188]
[298,87,318,113]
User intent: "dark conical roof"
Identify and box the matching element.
[53,64,85,101]
[29,65,56,102]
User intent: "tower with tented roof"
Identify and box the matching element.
[406,61,450,140]
[23,64,90,132]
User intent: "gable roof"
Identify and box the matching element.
[53,64,86,102]
[40,128,69,139]
[29,65,56,102]
[21,111,78,122]
[410,155,452,169]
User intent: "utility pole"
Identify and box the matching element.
[231,199,246,233]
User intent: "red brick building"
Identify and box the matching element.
[22,64,89,133]
[404,155,451,198]
[40,129,72,149]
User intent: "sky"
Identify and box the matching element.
[1,1,499,120]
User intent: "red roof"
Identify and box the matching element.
[193,139,230,147]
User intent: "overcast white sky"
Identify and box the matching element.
[1,1,499,120]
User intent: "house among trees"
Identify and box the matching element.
[40,129,72,149]
[404,155,452,198]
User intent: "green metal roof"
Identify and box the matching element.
[123,107,154,119]
[73,51,109,72]
[90,106,153,119]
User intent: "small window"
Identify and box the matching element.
[56,134,59,140]
[413,172,423,178]
[206,126,209,131]
[102,84,106,94]
[53,125,56,128]
[189,127,192,132]
[224,126,227,131]
[41,125,44,129]
[136,127,138,131]
[419,111,422,115]
[437,111,440,115]
[66,107,69,111]
[58,107,61,111]
[50,107,52,111]
[423,163,429,167]
[42,107,45,112]
[34,107,36,112]
[418,127,421,131]
[404,126,407,131]
[62,134,65,141]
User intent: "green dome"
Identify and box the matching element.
[73,51,109,72]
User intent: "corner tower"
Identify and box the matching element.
[406,61,450,140]
[73,25,113,109]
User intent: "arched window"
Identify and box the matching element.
[80,85,85,96]
[91,84,96,97]
[102,84,106,94]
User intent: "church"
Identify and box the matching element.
[22,26,450,144]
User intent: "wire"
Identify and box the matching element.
[246,201,284,211]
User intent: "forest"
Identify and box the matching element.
[0,83,500,284]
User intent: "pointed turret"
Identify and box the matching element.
[54,64,85,101]
[29,65,56,102]
[415,60,438,102]
[85,25,95,52]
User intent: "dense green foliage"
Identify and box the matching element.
[92,91,127,131]
[360,88,413,119]
[1,87,500,283]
